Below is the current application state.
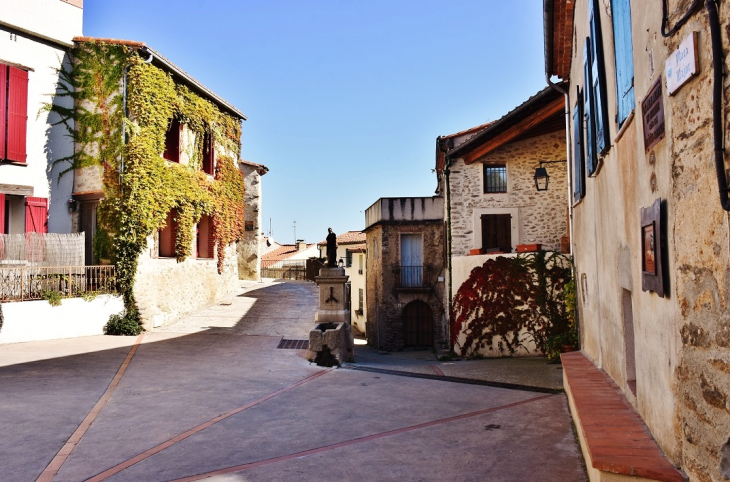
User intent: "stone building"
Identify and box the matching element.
[237,159,268,281]
[0,0,83,236]
[364,197,446,351]
[545,0,730,479]
[317,231,367,334]
[69,37,247,329]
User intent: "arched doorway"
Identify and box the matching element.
[402,300,434,348]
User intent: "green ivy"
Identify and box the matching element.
[46,41,246,318]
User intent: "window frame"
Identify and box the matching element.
[482,163,508,194]
[163,118,181,163]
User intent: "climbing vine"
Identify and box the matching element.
[46,40,245,314]
[450,251,574,360]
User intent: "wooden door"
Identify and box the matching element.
[481,214,511,253]
[80,200,99,265]
[403,300,433,348]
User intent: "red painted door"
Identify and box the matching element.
[25,197,48,233]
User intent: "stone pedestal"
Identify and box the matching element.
[307,267,355,365]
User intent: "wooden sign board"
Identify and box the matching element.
[640,198,665,298]
[641,79,665,152]
[665,32,699,95]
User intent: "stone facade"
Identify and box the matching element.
[365,219,446,351]
[554,1,730,478]
[237,160,267,281]
[448,131,568,257]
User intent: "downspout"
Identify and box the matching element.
[444,155,453,348]
[705,0,730,211]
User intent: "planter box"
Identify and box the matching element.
[469,248,484,256]
[516,243,542,253]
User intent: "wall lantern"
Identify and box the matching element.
[338,258,344,268]
[533,160,567,191]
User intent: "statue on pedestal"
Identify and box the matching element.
[326,228,337,267]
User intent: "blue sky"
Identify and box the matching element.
[84,0,547,244]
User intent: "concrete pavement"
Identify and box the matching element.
[0,280,585,481]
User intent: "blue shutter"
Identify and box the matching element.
[611,0,635,127]
[584,39,598,176]
[573,89,586,203]
[589,0,610,156]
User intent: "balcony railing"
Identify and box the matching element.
[394,265,431,289]
[0,265,117,302]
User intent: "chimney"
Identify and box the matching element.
[297,240,307,252]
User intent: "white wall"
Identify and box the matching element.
[0,294,124,344]
[0,0,83,46]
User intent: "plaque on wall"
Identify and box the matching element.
[641,79,665,152]
[640,198,665,297]
[666,32,699,95]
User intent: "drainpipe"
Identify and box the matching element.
[705,0,730,211]
[444,155,453,348]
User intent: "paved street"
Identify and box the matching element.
[0,280,585,481]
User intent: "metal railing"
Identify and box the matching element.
[0,265,117,302]
[394,265,432,289]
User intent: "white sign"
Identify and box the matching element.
[665,32,699,95]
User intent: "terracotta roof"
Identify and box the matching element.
[239,159,269,175]
[261,244,315,268]
[72,37,247,120]
[441,121,493,140]
[544,0,575,80]
[317,231,366,246]
[346,243,367,253]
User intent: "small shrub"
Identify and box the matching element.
[104,309,143,336]
[81,291,98,302]
[42,290,63,307]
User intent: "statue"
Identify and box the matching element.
[326,228,337,267]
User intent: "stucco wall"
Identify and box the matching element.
[133,235,239,329]
[347,252,367,334]
[448,131,568,257]
[1,0,82,45]
[365,222,446,351]
[237,164,263,281]
[0,24,77,234]
[566,1,730,478]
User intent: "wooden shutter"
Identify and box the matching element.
[583,39,597,177]
[25,197,48,233]
[573,90,586,203]
[7,67,28,163]
[0,66,6,159]
[208,216,215,259]
[481,214,512,253]
[170,211,177,256]
[202,132,214,175]
[589,0,610,156]
[163,119,180,162]
[0,194,5,234]
[611,0,635,128]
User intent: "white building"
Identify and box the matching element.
[0,0,83,235]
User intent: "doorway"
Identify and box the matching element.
[403,300,434,348]
[400,233,423,287]
[79,200,99,265]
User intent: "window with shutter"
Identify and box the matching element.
[589,0,610,156]
[583,39,597,176]
[202,131,215,175]
[163,119,181,163]
[573,89,586,204]
[0,67,6,160]
[7,67,28,163]
[159,210,177,258]
[196,214,215,259]
[24,197,48,233]
[480,214,512,253]
[611,0,635,128]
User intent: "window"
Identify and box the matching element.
[196,214,215,259]
[480,214,511,253]
[611,0,635,128]
[202,131,215,175]
[358,288,363,311]
[163,118,181,163]
[245,220,254,232]
[359,254,363,273]
[483,164,507,193]
[584,0,610,176]
[159,210,178,258]
[573,88,586,203]
[0,64,28,163]
[24,197,48,233]
[345,249,352,267]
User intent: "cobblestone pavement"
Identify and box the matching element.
[0,280,585,482]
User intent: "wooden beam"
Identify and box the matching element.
[0,183,33,196]
[463,98,565,164]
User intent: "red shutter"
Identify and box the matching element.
[163,119,180,163]
[170,210,177,256]
[0,66,6,159]
[0,193,5,234]
[202,132,215,175]
[208,216,215,259]
[25,197,48,233]
[7,67,28,163]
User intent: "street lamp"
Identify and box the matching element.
[338,258,344,268]
[533,160,567,191]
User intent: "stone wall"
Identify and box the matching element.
[365,222,446,351]
[565,1,730,478]
[134,235,239,329]
[237,163,263,281]
[449,130,568,256]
